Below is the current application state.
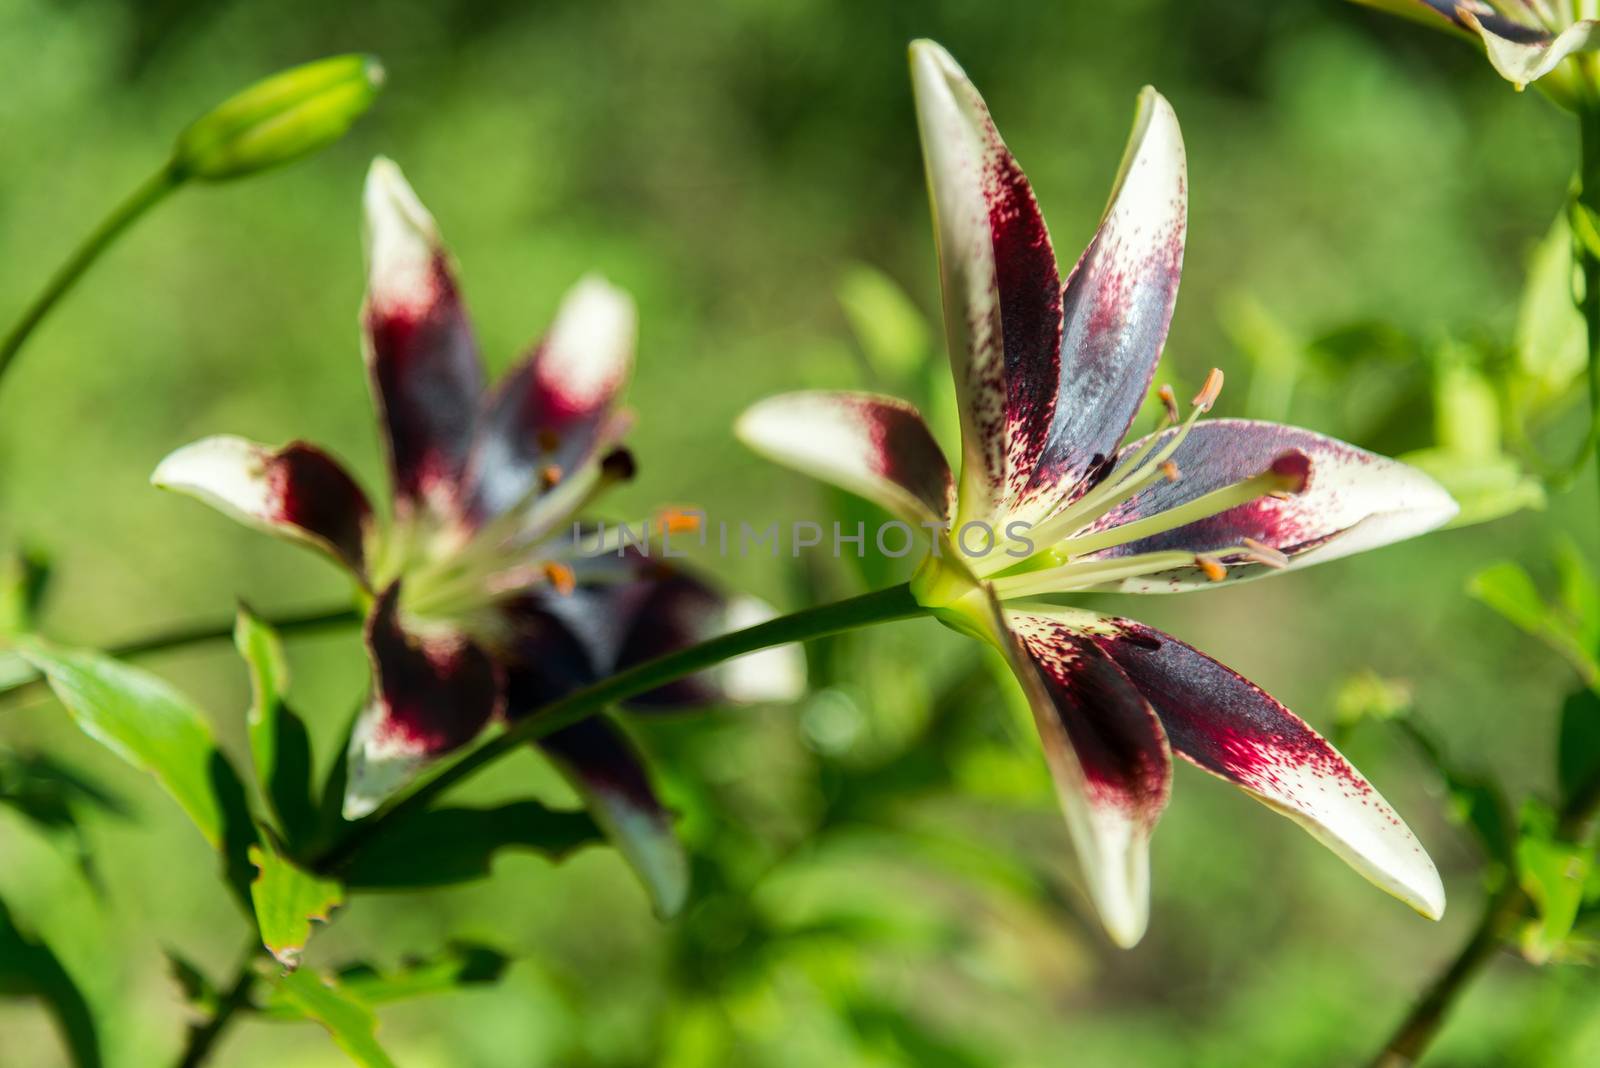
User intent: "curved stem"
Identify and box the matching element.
[0,605,360,706]
[0,164,184,392]
[316,582,925,872]
[173,939,260,1068]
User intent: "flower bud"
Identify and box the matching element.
[172,54,384,181]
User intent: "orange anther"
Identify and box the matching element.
[1160,460,1180,482]
[1192,368,1224,412]
[1195,554,1227,583]
[1157,384,1180,424]
[542,561,576,595]
[539,464,563,490]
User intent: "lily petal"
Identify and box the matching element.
[344,583,503,818]
[1092,617,1445,920]
[505,551,805,711]
[1462,10,1600,90]
[910,40,1062,525]
[152,435,373,580]
[538,717,689,918]
[1022,87,1187,519]
[468,275,637,519]
[1084,419,1457,592]
[363,157,485,517]
[997,603,1172,947]
[736,390,955,528]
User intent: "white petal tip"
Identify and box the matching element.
[363,157,439,296]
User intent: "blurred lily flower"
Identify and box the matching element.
[1353,0,1600,98]
[155,159,796,915]
[738,41,1455,946]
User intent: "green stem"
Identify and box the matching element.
[316,582,925,872]
[0,164,184,391]
[0,604,360,706]
[173,938,260,1068]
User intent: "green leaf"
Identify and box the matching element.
[1517,804,1593,964]
[0,548,49,637]
[342,801,600,890]
[235,608,317,847]
[1554,538,1600,654]
[0,895,101,1068]
[249,837,343,969]
[836,264,931,389]
[1558,687,1600,809]
[15,640,258,903]
[1468,562,1599,682]
[1516,209,1586,404]
[18,639,234,846]
[258,942,509,1018]
[265,968,397,1068]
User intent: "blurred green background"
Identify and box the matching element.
[2,0,1598,1064]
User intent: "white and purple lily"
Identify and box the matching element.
[1355,0,1600,95]
[153,159,796,915]
[738,41,1456,947]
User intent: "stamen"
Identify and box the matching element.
[542,561,576,595]
[1158,384,1180,424]
[1058,451,1310,560]
[1195,554,1227,582]
[1241,537,1289,569]
[537,429,561,453]
[1160,460,1180,482]
[657,506,703,536]
[1192,368,1224,412]
[540,464,563,490]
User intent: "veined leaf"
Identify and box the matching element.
[1517,804,1592,964]
[1468,561,1599,683]
[342,801,599,890]
[17,640,241,847]
[257,942,509,1018]
[235,608,317,847]
[265,968,397,1068]
[249,838,343,969]
[15,640,257,903]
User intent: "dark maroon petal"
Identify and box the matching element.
[1021,90,1187,516]
[152,435,374,579]
[344,582,503,817]
[465,277,635,520]
[911,42,1062,520]
[736,391,955,527]
[1011,614,1171,822]
[502,556,728,714]
[539,716,688,917]
[1090,619,1444,919]
[1079,419,1456,591]
[1002,607,1171,945]
[363,160,485,516]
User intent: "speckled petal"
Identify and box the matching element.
[998,604,1172,947]
[1090,616,1444,921]
[1081,420,1457,592]
[910,40,1062,524]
